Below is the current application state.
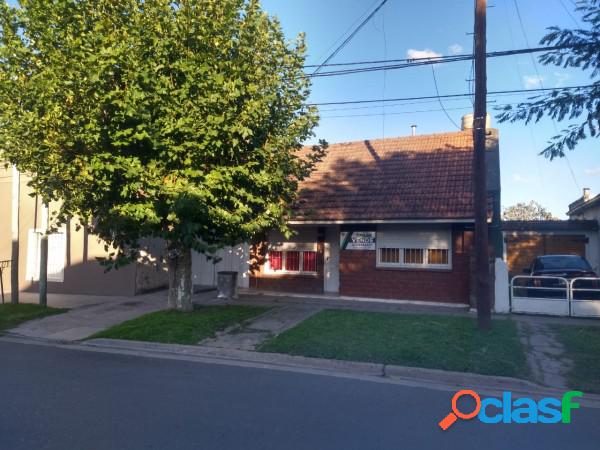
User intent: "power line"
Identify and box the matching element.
[309,84,596,106]
[558,0,581,27]
[431,65,461,129]
[311,0,388,75]
[380,1,388,140]
[512,0,581,189]
[318,96,489,112]
[304,44,592,79]
[503,0,545,190]
[320,106,474,119]
[319,102,521,119]
[308,0,381,67]
[303,43,589,69]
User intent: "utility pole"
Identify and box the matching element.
[474,0,491,330]
[39,203,49,307]
[10,165,20,305]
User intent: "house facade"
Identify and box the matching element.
[567,188,600,273]
[0,166,168,297]
[195,125,502,305]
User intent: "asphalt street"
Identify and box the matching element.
[0,341,598,450]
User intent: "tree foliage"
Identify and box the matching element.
[0,0,326,308]
[497,0,600,159]
[502,201,557,221]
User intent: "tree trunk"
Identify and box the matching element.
[167,246,193,312]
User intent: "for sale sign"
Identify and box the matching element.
[340,231,376,250]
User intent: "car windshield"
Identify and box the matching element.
[535,256,591,271]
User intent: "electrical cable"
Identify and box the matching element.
[431,65,461,129]
[512,0,581,189]
[309,84,596,106]
[311,0,389,75]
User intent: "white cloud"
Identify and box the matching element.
[406,48,442,60]
[512,173,536,184]
[585,167,600,176]
[448,44,463,55]
[523,75,545,89]
[554,72,570,87]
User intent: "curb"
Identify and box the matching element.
[3,334,599,407]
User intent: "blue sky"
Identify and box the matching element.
[261,0,599,218]
[7,0,598,217]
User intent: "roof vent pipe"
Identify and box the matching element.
[583,187,591,201]
[411,125,417,136]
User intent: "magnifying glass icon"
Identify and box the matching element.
[438,389,481,430]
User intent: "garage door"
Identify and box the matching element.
[505,234,587,276]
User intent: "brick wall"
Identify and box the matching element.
[339,227,473,304]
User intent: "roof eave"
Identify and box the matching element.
[288,218,475,225]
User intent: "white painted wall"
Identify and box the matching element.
[324,226,340,293]
[192,244,250,288]
[494,258,510,313]
[570,202,600,275]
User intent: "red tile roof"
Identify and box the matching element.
[293,131,475,222]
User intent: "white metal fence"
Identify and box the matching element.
[510,276,600,318]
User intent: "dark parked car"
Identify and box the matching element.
[524,255,597,279]
[522,255,598,299]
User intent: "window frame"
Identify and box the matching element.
[376,228,452,270]
[265,248,318,275]
[377,246,451,269]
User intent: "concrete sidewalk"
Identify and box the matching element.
[198,290,472,316]
[8,290,170,341]
[199,304,323,350]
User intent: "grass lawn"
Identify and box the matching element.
[89,305,269,345]
[259,309,528,378]
[552,325,600,393]
[0,303,66,333]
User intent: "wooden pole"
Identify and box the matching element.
[474,0,491,330]
[10,165,20,305]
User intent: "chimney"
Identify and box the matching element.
[583,187,591,201]
[411,125,417,136]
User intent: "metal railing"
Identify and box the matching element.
[0,260,11,304]
[510,275,600,318]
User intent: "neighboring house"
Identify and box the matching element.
[195,122,502,305]
[567,188,600,273]
[0,166,168,296]
[568,188,600,221]
[501,220,599,277]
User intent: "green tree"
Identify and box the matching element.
[502,201,557,221]
[497,0,600,159]
[0,0,326,311]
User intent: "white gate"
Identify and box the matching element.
[510,276,570,316]
[570,278,600,318]
[510,276,600,318]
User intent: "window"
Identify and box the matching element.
[26,229,66,282]
[404,248,424,265]
[303,251,317,272]
[285,251,300,271]
[428,249,449,265]
[376,227,452,269]
[266,249,318,274]
[380,248,400,264]
[269,251,283,271]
